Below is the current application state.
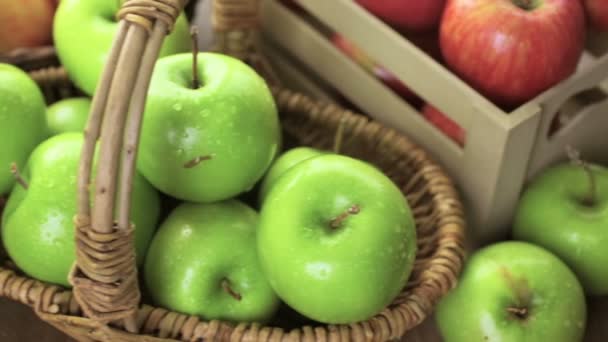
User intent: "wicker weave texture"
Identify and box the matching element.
[0,67,465,341]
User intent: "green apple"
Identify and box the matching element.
[513,162,608,296]
[0,63,47,195]
[144,200,280,322]
[436,241,586,342]
[138,52,280,203]
[1,133,161,287]
[53,0,191,95]
[258,147,324,204]
[257,154,417,324]
[46,97,91,136]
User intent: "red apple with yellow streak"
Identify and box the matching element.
[422,104,466,147]
[356,0,446,32]
[331,34,417,102]
[440,0,586,108]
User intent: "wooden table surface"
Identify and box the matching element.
[1,296,606,341]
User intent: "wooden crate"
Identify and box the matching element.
[259,0,608,243]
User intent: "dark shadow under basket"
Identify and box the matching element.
[0,64,466,341]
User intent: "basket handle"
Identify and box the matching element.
[211,0,282,85]
[211,0,260,59]
[69,0,189,333]
[69,0,268,334]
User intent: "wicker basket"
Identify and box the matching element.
[0,0,466,341]
[0,46,59,71]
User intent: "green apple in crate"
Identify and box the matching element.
[1,133,161,287]
[436,241,586,342]
[138,53,281,203]
[258,147,324,204]
[144,200,280,322]
[513,158,608,296]
[46,97,92,136]
[258,154,417,324]
[53,0,191,95]
[0,63,47,196]
[440,0,586,108]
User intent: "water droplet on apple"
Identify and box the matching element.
[176,149,184,156]
[181,225,193,237]
[173,103,183,111]
[305,262,332,280]
[199,110,210,118]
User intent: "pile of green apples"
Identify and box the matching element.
[435,149,608,341]
[0,0,419,327]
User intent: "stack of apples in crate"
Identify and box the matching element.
[320,0,608,147]
[0,0,420,333]
[278,0,608,341]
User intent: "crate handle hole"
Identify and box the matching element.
[547,86,608,139]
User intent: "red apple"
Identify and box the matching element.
[331,34,418,102]
[422,104,466,146]
[356,0,446,32]
[404,31,444,63]
[585,0,608,31]
[0,0,58,53]
[440,0,586,108]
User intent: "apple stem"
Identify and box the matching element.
[190,25,201,89]
[184,154,214,168]
[9,163,28,190]
[506,307,528,319]
[513,0,533,10]
[500,267,532,320]
[221,279,242,301]
[329,205,361,229]
[566,146,597,206]
[332,116,348,154]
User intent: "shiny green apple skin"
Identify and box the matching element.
[436,241,586,342]
[513,163,608,296]
[0,63,47,195]
[138,53,280,203]
[258,154,417,324]
[1,133,161,287]
[53,0,191,95]
[258,147,324,204]
[46,97,91,135]
[144,200,280,322]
